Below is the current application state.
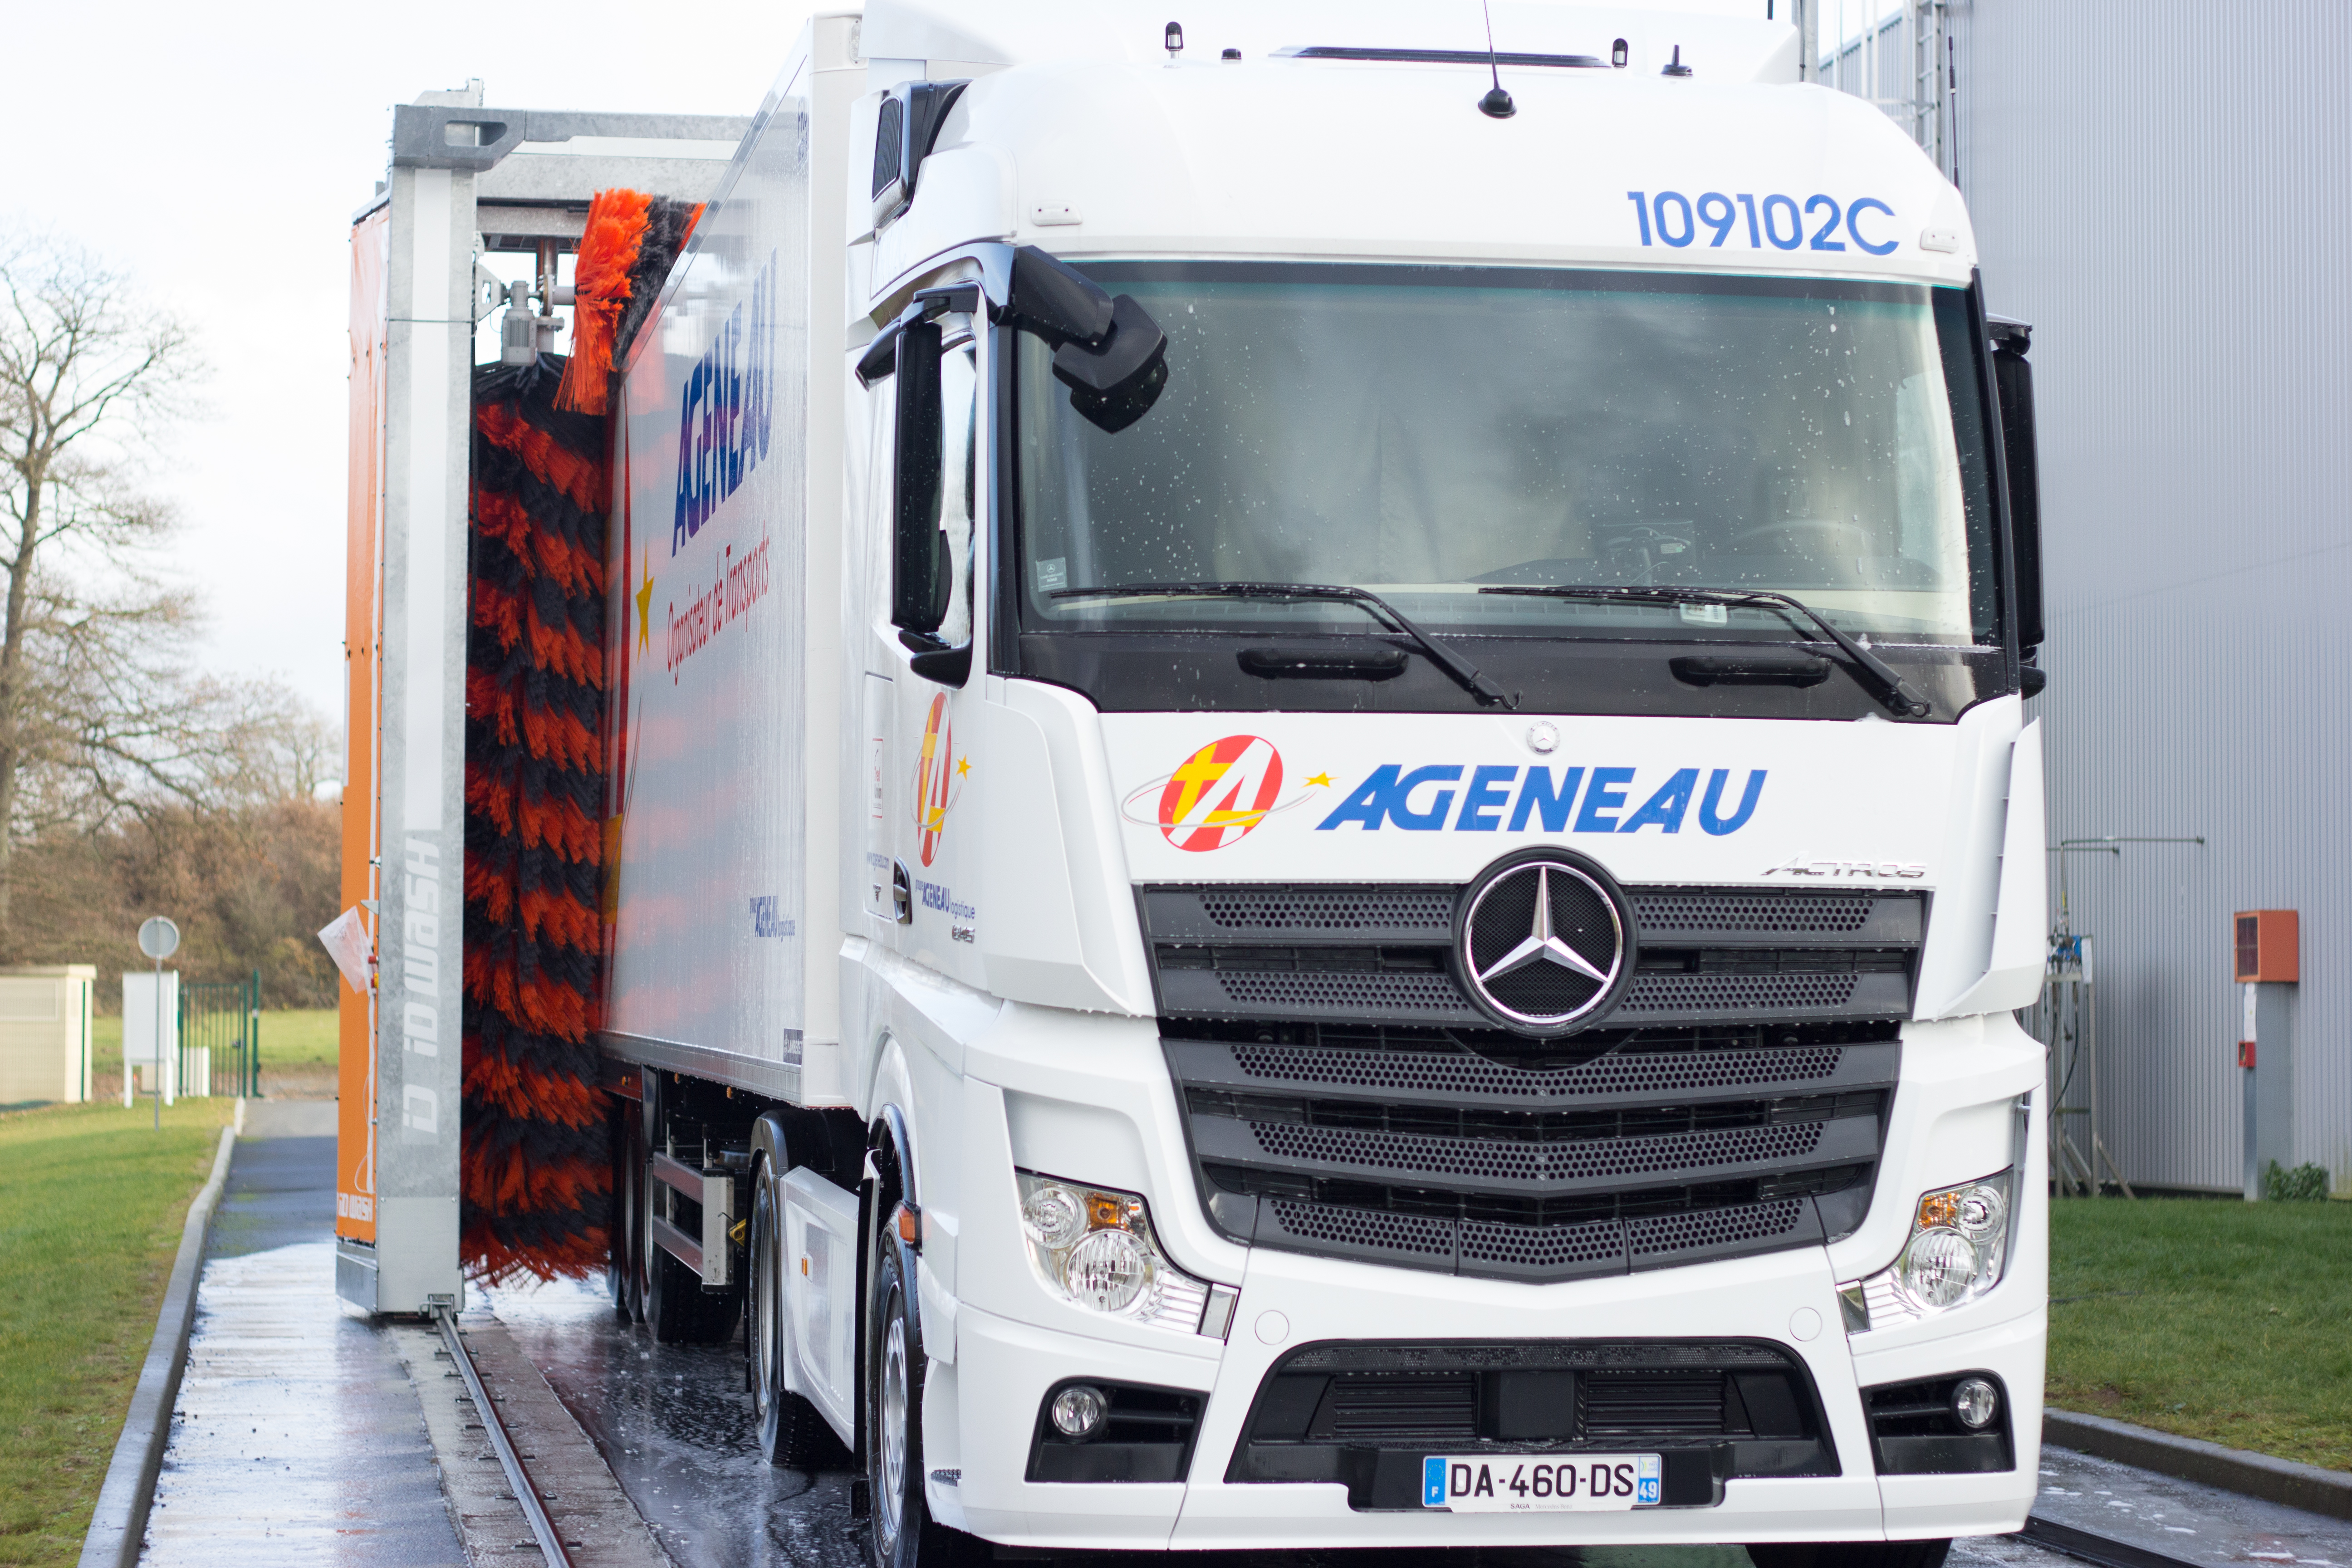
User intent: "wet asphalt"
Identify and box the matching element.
[142,1102,466,1567]
[132,1108,2346,1568]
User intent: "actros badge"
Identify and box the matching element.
[1454,850,1636,1036]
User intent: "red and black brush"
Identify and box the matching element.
[461,189,699,1283]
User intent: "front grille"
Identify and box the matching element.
[1632,889,1884,936]
[1230,1339,1838,1509]
[1171,1020,1895,1282]
[1221,1036,1850,1100]
[1141,882,1923,1028]
[1211,968,1469,1016]
[1147,882,1915,1281]
[1190,887,1456,935]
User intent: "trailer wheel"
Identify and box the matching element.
[865,1243,977,1568]
[642,1159,741,1345]
[750,1165,846,1468]
[608,1101,639,1322]
[1748,1542,1952,1568]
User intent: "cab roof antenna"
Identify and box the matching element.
[1478,0,1515,118]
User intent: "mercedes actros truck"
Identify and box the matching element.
[564,1,2051,1561]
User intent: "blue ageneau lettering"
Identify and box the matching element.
[671,251,779,555]
[1314,765,1460,831]
[1454,765,1518,831]
[1316,763,1769,834]
[1574,767,1636,833]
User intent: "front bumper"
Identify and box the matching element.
[941,1242,2040,1550]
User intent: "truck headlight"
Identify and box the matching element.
[1017,1171,1210,1334]
[1838,1170,2014,1333]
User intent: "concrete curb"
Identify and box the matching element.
[2046,1407,2352,1523]
[77,1101,245,1568]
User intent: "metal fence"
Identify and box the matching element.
[179,971,260,1099]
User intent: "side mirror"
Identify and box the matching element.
[1989,317,2044,655]
[1008,246,1169,432]
[892,318,947,634]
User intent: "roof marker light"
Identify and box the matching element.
[1612,38,1628,68]
[1165,21,1184,59]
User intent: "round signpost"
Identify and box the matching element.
[137,917,179,1128]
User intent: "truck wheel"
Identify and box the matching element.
[1749,1543,1952,1568]
[750,1166,845,1467]
[642,1162,742,1345]
[865,1243,976,1568]
[608,1104,639,1322]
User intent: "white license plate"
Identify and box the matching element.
[1421,1454,1662,1512]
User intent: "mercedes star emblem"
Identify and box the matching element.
[1455,852,1633,1035]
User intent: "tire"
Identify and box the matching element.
[750,1165,848,1468]
[866,1241,979,1568]
[608,1102,638,1322]
[1749,1542,1953,1568]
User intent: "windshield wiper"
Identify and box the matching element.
[1050,581,1516,707]
[1480,583,1931,717]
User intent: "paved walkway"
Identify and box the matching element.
[139,1101,466,1566]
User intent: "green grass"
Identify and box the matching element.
[0,1099,234,1566]
[2049,1195,2352,1470]
[88,1008,339,1078]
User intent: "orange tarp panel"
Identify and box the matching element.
[337,205,389,1244]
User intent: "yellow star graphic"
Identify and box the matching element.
[956,756,970,778]
[1304,771,1333,787]
[634,547,655,654]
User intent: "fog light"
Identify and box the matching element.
[1952,1377,1999,1431]
[1051,1384,1107,1438]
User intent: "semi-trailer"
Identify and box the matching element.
[335,5,2051,1564]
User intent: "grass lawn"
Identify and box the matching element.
[2048,1195,2352,1470]
[89,1008,339,1088]
[0,1099,234,1566]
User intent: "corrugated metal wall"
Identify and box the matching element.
[1935,1,2352,1190]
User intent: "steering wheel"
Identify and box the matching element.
[1730,519,1873,555]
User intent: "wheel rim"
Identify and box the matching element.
[878,1308,909,1539]
[751,1193,775,1416]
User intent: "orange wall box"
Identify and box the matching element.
[2233,909,2298,984]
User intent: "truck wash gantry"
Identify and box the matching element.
[336,82,746,1314]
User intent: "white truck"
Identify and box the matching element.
[366,1,2057,1562]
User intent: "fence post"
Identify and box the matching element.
[249,969,262,1099]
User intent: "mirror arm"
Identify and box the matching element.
[898,628,972,687]
[856,284,985,388]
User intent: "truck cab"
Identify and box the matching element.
[600,3,2050,1561]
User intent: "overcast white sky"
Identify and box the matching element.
[2,0,818,741]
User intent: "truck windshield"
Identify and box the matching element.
[1011,264,1998,650]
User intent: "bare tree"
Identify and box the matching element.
[0,230,200,921]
